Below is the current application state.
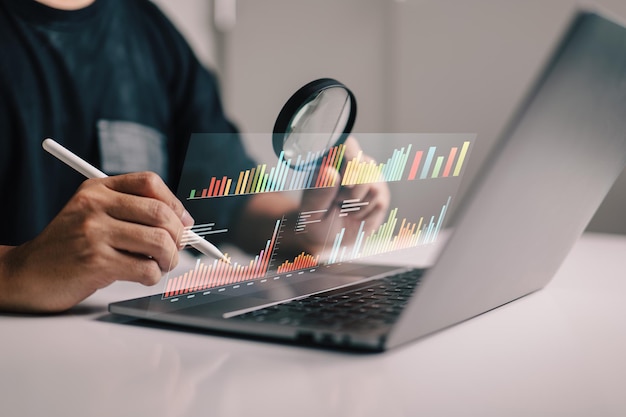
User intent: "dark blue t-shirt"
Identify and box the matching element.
[0,0,255,245]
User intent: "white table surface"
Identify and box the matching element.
[1,232,625,417]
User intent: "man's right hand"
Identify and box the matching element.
[0,172,193,313]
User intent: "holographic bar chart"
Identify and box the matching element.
[327,196,452,264]
[188,144,347,199]
[341,145,413,185]
[163,220,280,298]
[276,252,319,274]
[187,138,472,199]
[407,141,470,181]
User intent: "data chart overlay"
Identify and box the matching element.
[170,133,475,298]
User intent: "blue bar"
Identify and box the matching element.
[396,144,412,181]
[279,159,291,191]
[289,155,303,190]
[420,147,437,179]
[268,152,283,192]
[433,196,451,241]
[329,228,345,264]
[351,221,365,259]
[381,149,397,181]
[303,152,319,189]
[425,216,435,243]
[295,152,312,190]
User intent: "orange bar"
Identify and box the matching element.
[315,155,329,188]
[234,171,244,194]
[245,168,256,194]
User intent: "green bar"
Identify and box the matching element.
[432,156,444,178]
[255,165,267,193]
[189,189,195,199]
[375,208,397,255]
[453,141,471,176]
[260,173,269,193]
[335,144,346,171]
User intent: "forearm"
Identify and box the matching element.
[0,245,14,309]
[0,244,35,313]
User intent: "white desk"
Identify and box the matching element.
[1,233,625,417]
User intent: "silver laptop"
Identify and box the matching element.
[110,10,626,352]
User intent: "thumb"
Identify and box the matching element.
[300,166,341,214]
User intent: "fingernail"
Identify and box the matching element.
[181,210,195,227]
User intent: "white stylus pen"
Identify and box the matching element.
[42,138,230,263]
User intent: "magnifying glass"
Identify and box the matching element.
[272,78,357,170]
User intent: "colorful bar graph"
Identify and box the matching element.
[163,220,280,298]
[163,219,322,298]
[276,252,319,274]
[327,197,452,264]
[188,139,472,199]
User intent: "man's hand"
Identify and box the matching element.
[0,172,193,313]
[291,136,390,255]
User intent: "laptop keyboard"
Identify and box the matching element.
[231,268,423,333]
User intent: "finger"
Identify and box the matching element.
[108,248,164,286]
[106,220,180,273]
[336,182,371,204]
[342,136,364,161]
[102,172,194,227]
[343,183,390,221]
[104,192,187,248]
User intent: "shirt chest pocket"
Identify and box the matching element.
[97,120,168,181]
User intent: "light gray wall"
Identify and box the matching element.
[154,0,626,234]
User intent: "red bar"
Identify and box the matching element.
[217,260,228,286]
[164,278,173,297]
[314,156,328,188]
[324,147,338,187]
[212,180,221,197]
[198,264,208,291]
[408,151,423,180]
[442,147,458,177]
[196,264,206,291]
[180,272,189,295]
[207,263,217,288]
[201,188,208,198]
[170,276,179,296]
[224,260,234,285]
[206,178,216,197]
[218,176,228,196]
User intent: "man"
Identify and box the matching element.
[0,0,389,312]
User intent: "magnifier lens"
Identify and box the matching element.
[283,87,351,159]
[273,78,357,169]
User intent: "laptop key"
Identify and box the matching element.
[232,268,423,333]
